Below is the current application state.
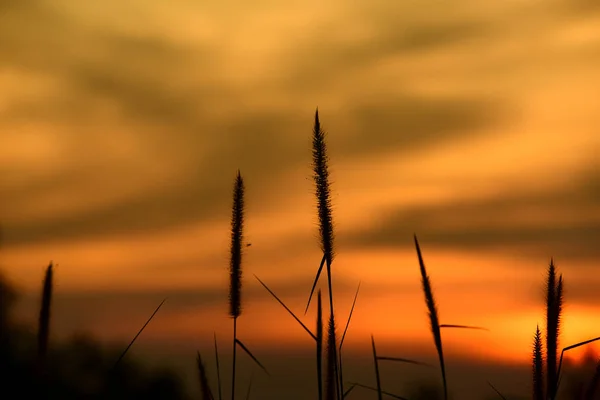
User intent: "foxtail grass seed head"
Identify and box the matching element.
[325,312,338,400]
[312,109,334,266]
[414,235,447,400]
[229,171,244,319]
[533,325,544,400]
[37,261,53,363]
[546,259,562,399]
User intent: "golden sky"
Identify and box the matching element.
[1,0,600,397]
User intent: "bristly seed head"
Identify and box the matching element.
[312,108,334,266]
[38,261,53,363]
[533,325,544,400]
[229,170,244,319]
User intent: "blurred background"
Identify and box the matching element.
[1,0,599,398]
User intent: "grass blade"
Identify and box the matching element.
[197,351,215,400]
[339,281,361,351]
[245,371,254,400]
[439,324,489,331]
[305,254,326,314]
[487,381,508,400]
[235,338,269,376]
[342,383,356,399]
[371,335,382,400]
[338,281,361,398]
[414,235,447,400]
[347,382,409,400]
[556,336,600,394]
[376,356,432,367]
[214,333,222,400]
[254,274,316,340]
[113,298,166,368]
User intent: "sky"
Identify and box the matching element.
[1,0,600,398]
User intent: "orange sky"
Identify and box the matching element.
[1,0,600,397]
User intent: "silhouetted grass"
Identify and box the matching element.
[229,170,244,400]
[37,261,53,372]
[533,325,544,400]
[113,298,166,369]
[197,351,215,400]
[414,235,447,400]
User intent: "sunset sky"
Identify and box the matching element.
[1,0,599,398]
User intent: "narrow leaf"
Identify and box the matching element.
[347,382,410,400]
[339,281,361,399]
[339,281,361,351]
[342,383,356,399]
[214,333,222,400]
[487,381,508,400]
[305,254,326,314]
[440,324,489,331]
[376,356,432,367]
[235,339,269,376]
[245,371,254,400]
[114,298,166,368]
[556,336,600,394]
[197,351,215,400]
[255,274,316,340]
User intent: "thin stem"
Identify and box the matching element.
[232,317,238,400]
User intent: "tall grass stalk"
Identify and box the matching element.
[311,108,340,399]
[545,259,563,400]
[414,235,447,400]
[317,290,323,400]
[229,170,244,400]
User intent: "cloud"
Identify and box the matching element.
[0,0,505,247]
[340,165,600,261]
